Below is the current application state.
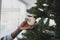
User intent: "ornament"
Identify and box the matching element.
[27,17,35,25]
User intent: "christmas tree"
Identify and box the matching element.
[18,0,57,40]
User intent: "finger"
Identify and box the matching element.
[26,25,34,29]
[20,26,31,30]
[30,26,34,29]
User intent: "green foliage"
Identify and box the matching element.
[18,0,57,40]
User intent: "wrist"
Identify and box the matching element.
[11,27,22,39]
[20,27,24,31]
[18,27,22,32]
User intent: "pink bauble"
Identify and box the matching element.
[27,17,35,25]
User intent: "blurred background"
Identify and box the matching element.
[0,0,36,40]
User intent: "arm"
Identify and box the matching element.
[1,18,35,40]
[11,27,22,39]
[0,26,22,40]
[11,19,32,39]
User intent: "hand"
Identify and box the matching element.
[11,18,35,39]
[19,19,34,30]
[10,18,35,39]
